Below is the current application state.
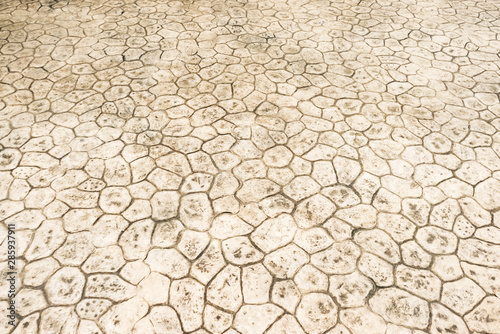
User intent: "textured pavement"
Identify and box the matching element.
[1,0,500,333]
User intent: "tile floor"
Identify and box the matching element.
[0,0,500,333]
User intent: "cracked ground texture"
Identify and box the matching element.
[0,0,499,333]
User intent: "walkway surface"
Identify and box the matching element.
[0,0,500,333]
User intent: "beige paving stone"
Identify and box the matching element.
[170,278,205,332]
[234,304,283,334]
[369,288,429,329]
[207,265,242,312]
[2,0,500,332]
[339,307,387,334]
[464,296,500,334]
[296,293,338,334]
[441,278,486,315]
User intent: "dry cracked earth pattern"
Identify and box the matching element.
[0,0,499,333]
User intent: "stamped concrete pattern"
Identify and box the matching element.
[0,0,500,333]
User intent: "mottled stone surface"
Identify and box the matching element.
[2,0,500,332]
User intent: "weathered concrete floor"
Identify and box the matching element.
[0,0,500,333]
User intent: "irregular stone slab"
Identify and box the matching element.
[182,173,213,194]
[179,193,213,231]
[358,252,394,287]
[13,313,39,333]
[373,188,401,213]
[0,149,21,170]
[210,214,253,239]
[377,213,416,243]
[402,198,431,226]
[191,240,226,284]
[210,172,239,199]
[62,208,102,233]
[294,227,333,254]
[461,262,500,294]
[234,304,284,334]
[415,226,458,255]
[296,293,338,334]
[464,296,500,334]
[91,215,128,247]
[170,278,205,332]
[133,306,183,334]
[222,236,264,265]
[294,194,335,228]
[354,229,400,264]
[178,230,210,260]
[234,159,266,181]
[335,204,377,229]
[271,280,301,314]
[85,274,135,302]
[283,176,321,202]
[21,257,60,287]
[430,303,470,334]
[429,198,460,229]
[119,261,150,286]
[76,299,112,320]
[333,156,361,185]
[99,187,131,214]
[40,306,79,334]
[441,278,486,315]
[264,244,309,278]
[251,214,297,253]
[369,288,429,329]
[459,197,491,227]
[104,156,131,185]
[259,194,294,218]
[242,263,272,304]
[147,168,182,190]
[311,240,360,275]
[57,188,99,208]
[82,245,125,273]
[145,248,190,279]
[17,288,48,316]
[54,232,94,266]
[340,307,387,334]
[137,272,170,305]
[99,297,149,334]
[321,185,360,208]
[413,164,453,187]
[330,271,374,307]
[294,264,329,293]
[431,255,463,281]
[381,175,422,198]
[118,218,154,260]
[122,200,152,223]
[263,145,294,167]
[456,161,491,185]
[457,238,500,267]
[151,219,183,248]
[151,191,180,220]
[266,314,305,334]
[288,129,318,156]
[207,265,242,312]
[236,178,280,202]
[474,178,500,210]
[395,265,441,301]
[6,209,45,230]
[45,267,85,305]
[203,305,232,334]
[25,219,66,261]
[353,172,381,204]
[401,240,432,268]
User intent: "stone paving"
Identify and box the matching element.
[0,0,500,333]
